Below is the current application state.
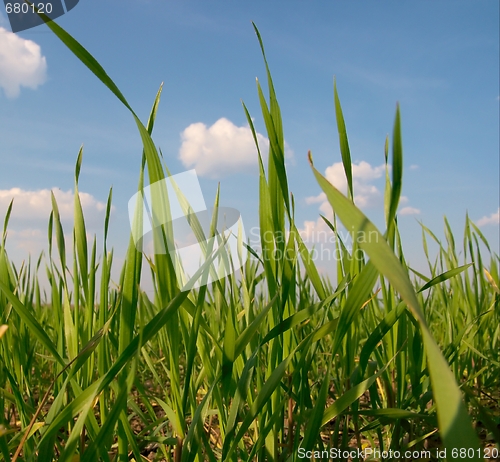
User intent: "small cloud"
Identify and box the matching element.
[399,206,421,216]
[410,164,419,170]
[305,192,326,205]
[477,208,500,227]
[179,118,267,178]
[301,160,385,254]
[0,188,110,226]
[1,188,112,257]
[0,27,47,98]
[178,117,293,178]
[297,218,333,246]
[302,160,421,251]
[306,160,385,209]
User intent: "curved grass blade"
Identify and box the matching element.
[308,151,482,458]
[333,79,353,200]
[418,263,473,293]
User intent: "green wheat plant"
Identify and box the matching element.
[0,18,497,462]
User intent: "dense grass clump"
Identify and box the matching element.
[0,21,498,462]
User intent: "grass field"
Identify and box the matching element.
[0,21,498,462]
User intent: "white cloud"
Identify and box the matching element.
[179,117,293,178]
[0,188,113,260]
[399,206,421,216]
[305,192,326,205]
[4,228,46,254]
[301,160,385,248]
[298,218,332,245]
[0,27,47,98]
[409,164,419,170]
[306,160,385,209]
[477,208,500,227]
[300,161,421,254]
[0,188,108,222]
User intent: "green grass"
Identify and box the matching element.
[0,20,498,462]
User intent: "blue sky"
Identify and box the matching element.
[0,1,498,282]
